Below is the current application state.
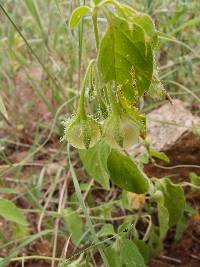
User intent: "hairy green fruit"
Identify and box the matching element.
[103,114,140,149]
[64,116,101,149]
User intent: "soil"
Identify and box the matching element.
[144,131,200,181]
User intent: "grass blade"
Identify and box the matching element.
[23,0,45,36]
[171,16,200,35]
[0,3,64,98]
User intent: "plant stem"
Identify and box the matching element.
[77,59,95,120]
[77,0,85,90]
[92,9,99,51]
[94,66,108,118]
[9,255,63,263]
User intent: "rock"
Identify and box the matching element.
[145,99,200,151]
[133,99,200,179]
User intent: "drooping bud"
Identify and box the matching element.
[63,116,101,149]
[103,113,140,149]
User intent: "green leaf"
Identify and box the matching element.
[62,208,83,246]
[0,198,28,226]
[98,224,115,237]
[120,239,145,267]
[118,220,133,234]
[107,149,149,193]
[97,13,153,107]
[11,223,29,240]
[69,6,91,30]
[79,142,110,190]
[117,5,158,47]
[149,149,170,163]
[189,172,200,190]
[133,239,151,263]
[105,238,145,267]
[158,203,169,241]
[192,125,200,138]
[131,13,158,47]
[175,213,189,242]
[160,178,186,227]
[0,95,8,119]
[148,225,163,256]
[105,245,121,267]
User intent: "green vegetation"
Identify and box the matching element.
[0,0,200,266]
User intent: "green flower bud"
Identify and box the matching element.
[103,114,140,149]
[63,116,101,149]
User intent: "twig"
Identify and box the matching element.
[37,167,64,233]
[51,170,70,267]
[159,255,181,264]
[191,254,200,261]
[153,162,200,170]
[60,235,71,259]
